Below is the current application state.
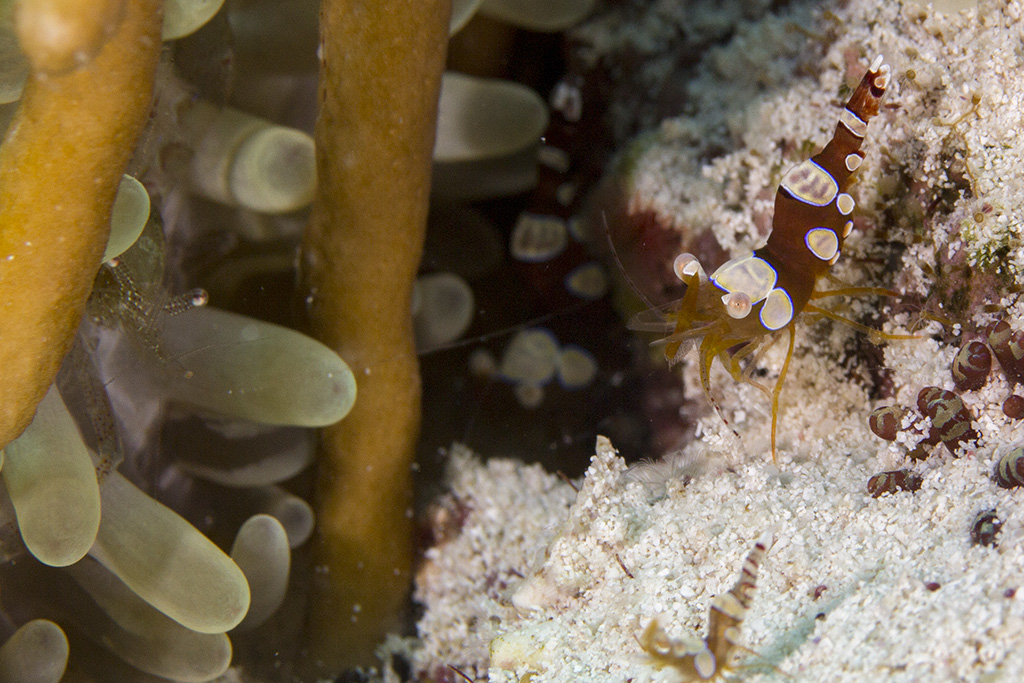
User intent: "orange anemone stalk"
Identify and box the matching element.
[299,0,451,671]
[0,0,163,449]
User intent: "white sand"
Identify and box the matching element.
[409,434,1024,682]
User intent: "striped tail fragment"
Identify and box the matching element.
[640,540,769,681]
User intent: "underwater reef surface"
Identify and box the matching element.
[399,0,1024,681]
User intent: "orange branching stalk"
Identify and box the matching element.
[299,0,451,671]
[0,0,163,449]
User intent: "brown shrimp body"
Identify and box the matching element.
[633,56,893,459]
[757,54,890,311]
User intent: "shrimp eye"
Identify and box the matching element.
[721,291,752,319]
[673,253,702,281]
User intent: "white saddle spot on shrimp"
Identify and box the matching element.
[711,253,777,304]
[840,108,868,138]
[759,288,794,330]
[805,227,839,261]
[781,159,838,206]
[836,193,855,216]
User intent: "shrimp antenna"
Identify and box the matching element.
[601,211,660,312]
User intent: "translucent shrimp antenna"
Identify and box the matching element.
[803,303,922,341]
[769,325,796,463]
[601,211,660,312]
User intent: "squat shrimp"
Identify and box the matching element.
[640,539,769,681]
[632,55,904,460]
